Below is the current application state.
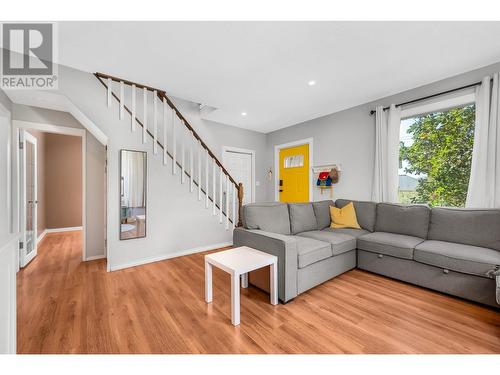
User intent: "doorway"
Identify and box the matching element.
[274,138,313,203]
[222,146,255,204]
[13,122,87,266]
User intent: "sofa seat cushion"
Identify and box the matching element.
[322,227,370,238]
[295,236,333,269]
[414,240,500,278]
[357,232,425,260]
[297,231,356,256]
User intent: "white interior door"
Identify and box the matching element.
[223,149,254,205]
[19,130,38,268]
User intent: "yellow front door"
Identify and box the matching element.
[279,144,309,202]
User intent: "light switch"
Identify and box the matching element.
[256,181,260,186]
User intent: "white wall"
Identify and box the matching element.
[265,60,500,202]
[0,91,16,354]
[0,90,12,237]
[12,104,106,259]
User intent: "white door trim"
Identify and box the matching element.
[222,146,256,203]
[274,137,314,202]
[12,120,89,262]
[0,102,12,237]
[20,130,38,267]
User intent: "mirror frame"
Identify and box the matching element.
[119,149,147,241]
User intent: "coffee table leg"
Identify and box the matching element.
[241,273,248,288]
[270,260,278,305]
[205,260,212,303]
[231,272,240,326]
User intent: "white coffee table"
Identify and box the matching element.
[205,246,278,326]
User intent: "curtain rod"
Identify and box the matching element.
[369,80,483,116]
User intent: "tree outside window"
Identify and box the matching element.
[399,104,475,207]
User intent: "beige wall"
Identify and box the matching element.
[45,134,83,229]
[26,131,83,233]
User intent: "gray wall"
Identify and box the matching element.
[265,60,500,202]
[12,104,106,259]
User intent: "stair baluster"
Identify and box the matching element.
[95,72,244,227]
[142,87,147,144]
[162,97,167,165]
[153,91,158,154]
[131,84,136,132]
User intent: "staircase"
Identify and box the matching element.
[94,72,244,230]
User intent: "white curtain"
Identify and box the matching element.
[122,151,145,208]
[371,104,401,203]
[466,73,500,208]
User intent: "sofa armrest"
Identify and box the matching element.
[233,228,298,302]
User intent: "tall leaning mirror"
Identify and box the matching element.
[120,150,147,240]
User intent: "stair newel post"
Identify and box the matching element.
[232,182,236,229]
[225,174,229,230]
[237,183,244,227]
[219,167,223,223]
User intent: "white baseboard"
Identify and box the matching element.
[110,241,233,271]
[85,254,106,261]
[46,226,83,233]
[37,229,48,243]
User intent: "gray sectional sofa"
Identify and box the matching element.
[233,199,500,307]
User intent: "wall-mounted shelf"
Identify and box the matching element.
[312,163,342,174]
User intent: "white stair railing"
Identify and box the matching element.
[96,72,242,230]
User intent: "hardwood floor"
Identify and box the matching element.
[17,231,500,354]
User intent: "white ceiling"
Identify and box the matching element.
[57,21,500,133]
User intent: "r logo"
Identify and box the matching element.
[2,23,53,75]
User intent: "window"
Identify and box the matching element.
[283,154,304,168]
[398,104,475,207]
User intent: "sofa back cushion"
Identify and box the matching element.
[335,199,377,232]
[428,207,500,251]
[375,203,430,239]
[312,200,334,230]
[242,202,291,235]
[288,203,318,234]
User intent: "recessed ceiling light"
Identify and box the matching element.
[308,80,316,86]
[241,112,247,116]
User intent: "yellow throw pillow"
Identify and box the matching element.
[329,202,361,229]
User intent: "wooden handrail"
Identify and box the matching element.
[94,73,237,224]
[95,72,239,189]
